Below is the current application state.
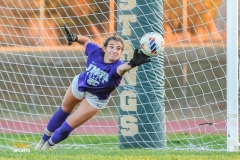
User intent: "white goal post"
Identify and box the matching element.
[226,0,239,152]
[0,0,239,151]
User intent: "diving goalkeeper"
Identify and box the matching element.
[35,26,151,150]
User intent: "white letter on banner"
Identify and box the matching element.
[119,15,136,36]
[120,90,137,111]
[120,116,138,136]
[119,0,136,10]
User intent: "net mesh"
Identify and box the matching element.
[0,0,232,150]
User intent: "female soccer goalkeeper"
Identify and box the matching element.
[35,26,151,150]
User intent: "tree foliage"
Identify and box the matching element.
[0,0,224,46]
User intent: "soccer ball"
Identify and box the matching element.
[140,32,165,57]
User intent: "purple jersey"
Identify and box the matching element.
[77,42,124,100]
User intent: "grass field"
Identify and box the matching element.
[0,133,240,159]
[1,148,240,160]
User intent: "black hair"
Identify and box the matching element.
[103,36,125,51]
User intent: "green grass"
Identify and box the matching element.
[0,148,240,160]
[0,133,239,159]
[0,133,228,150]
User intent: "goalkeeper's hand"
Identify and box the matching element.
[64,25,78,46]
[128,49,151,68]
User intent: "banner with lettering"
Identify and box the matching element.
[117,0,166,148]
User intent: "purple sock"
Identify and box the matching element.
[48,121,74,145]
[42,107,70,141]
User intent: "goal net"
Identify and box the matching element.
[0,0,238,151]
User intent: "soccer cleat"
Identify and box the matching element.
[35,139,46,150]
[41,141,53,150]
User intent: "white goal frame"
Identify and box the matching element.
[226,0,239,152]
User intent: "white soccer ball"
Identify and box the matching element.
[140,32,165,57]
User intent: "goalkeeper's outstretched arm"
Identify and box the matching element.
[76,35,90,47]
[117,49,151,76]
[64,25,90,48]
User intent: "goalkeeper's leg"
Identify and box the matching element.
[35,107,71,150]
[35,83,81,150]
[41,99,100,150]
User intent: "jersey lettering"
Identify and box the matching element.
[87,78,99,86]
[86,63,109,86]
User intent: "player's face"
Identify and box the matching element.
[103,40,123,63]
